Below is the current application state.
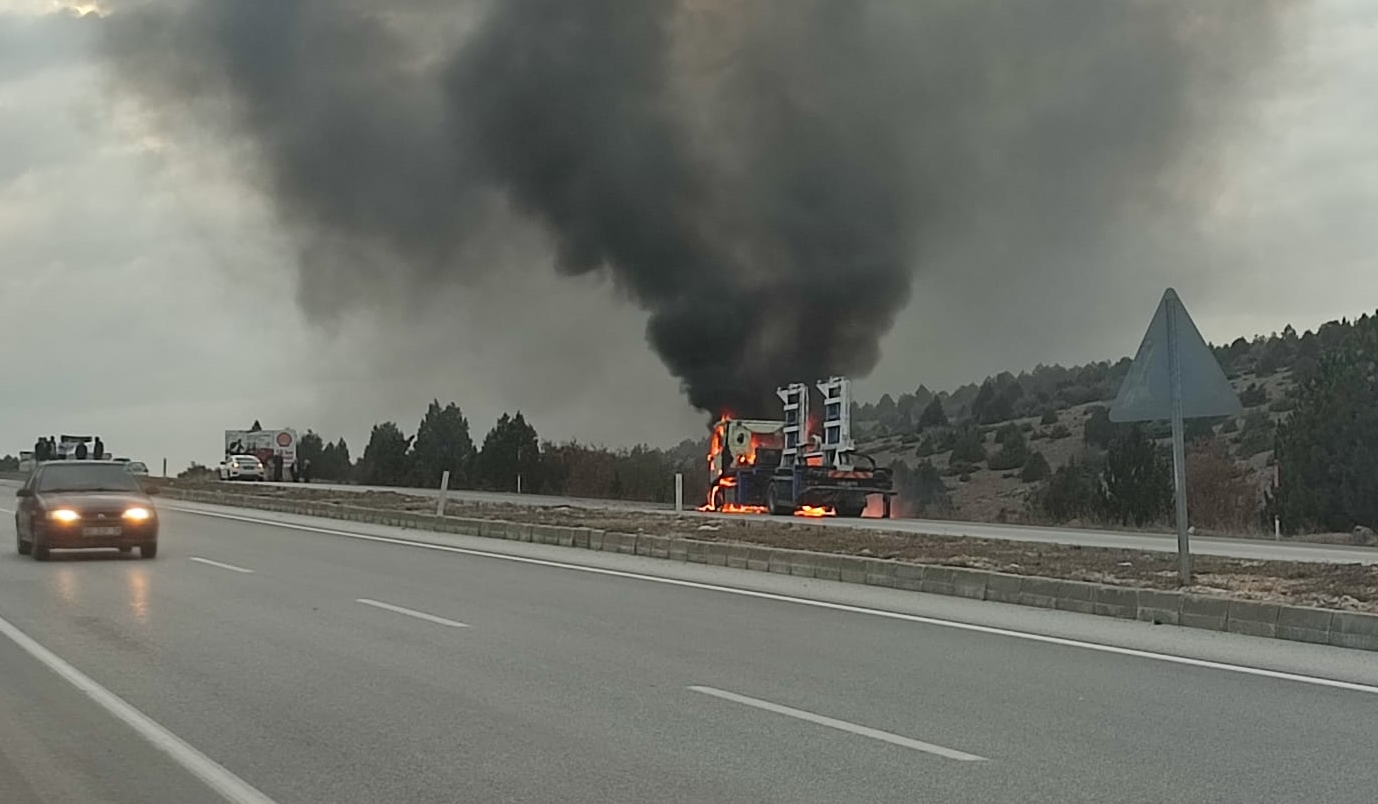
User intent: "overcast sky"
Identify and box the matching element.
[2,1,1376,474]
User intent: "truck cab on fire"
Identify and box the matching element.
[703,377,894,518]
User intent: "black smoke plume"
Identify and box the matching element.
[100,0,1294,417]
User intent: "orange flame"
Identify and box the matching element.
[721,503,769,515]
[794,505,836,518]
[699,415,775,515]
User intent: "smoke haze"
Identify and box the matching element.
[99,0,1296,418]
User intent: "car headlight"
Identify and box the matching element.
[48,509,80,523]
[123,507,152,521]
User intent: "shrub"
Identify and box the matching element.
[1036,459,1103,521]
[1020,450,1051,482]
[890,460,952,516]
[950,427,987,463]
[1040,410,1060,426]
[1186,439,1259,533]
[1221,418,1239,434]
[944,460,980,477]
[1237,383,1268,408]
[1268,397,1298,414]
[915,435,936,458]
[1049,423,1072,440]
[1238,410,1276,457]
[989,428,1030,471]
[1083,405,1115,449]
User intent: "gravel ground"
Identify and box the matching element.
[156,479,1378,613]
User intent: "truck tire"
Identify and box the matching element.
[766,484,791,516]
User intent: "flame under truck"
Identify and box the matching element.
[703,377,895,518]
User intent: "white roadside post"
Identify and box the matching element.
[1109,288,1242,587]
[675,473,684,512]
[436,470,450,517]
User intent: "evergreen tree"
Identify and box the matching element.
[1274,348,1378,532]
[477,412,541,492]
[359,422,413,486]
[411,400,476,489]
[1020,450,1051,483]
[917,397,949,429]
[989,426,1030,471]
[1099,426,1173,527]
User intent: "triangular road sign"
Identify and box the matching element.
[1110,289,1242,423]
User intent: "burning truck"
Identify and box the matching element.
[701,377,895,518]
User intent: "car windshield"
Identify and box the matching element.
[37,463,142,493]
[234,456,260,464]
[127,462,149,472]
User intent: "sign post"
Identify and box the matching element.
[1110,289,1241,586]
[1165,294,1192,584]
[436,470,450,517]
[674,473,684,512]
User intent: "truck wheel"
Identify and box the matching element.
[837,503,866,518]
[766,484,790,516]
[16,529,31,556]
[32,533,51,562]
[140,542,158,560]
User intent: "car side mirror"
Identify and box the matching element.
[15,488,33,498]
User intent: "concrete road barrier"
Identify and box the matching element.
[159,487,1378,652]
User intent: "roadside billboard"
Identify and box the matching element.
[224,429,297,468]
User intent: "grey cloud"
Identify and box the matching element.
[0,10,98,81]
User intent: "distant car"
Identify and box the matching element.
[13,460,159,560]
[124,461,150,476]
[219,455,264,481]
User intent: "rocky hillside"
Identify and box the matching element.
[854,315,1370,528]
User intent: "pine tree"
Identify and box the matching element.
[1099,426,1173,527]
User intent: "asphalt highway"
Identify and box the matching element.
[251,479,1378,564]
[2,495,1377,803]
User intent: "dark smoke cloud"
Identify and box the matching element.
[99,0,1295,417]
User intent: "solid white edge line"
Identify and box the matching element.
[688,685,987,761]
[167,505,1378,696]
[189,557,256,574]
[0,613,277,804]
[356,598,470,628]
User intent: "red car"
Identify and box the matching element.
[14,461,160,560]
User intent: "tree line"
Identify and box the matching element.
[253,401,710,505]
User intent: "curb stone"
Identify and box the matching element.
[1137,590,1182,625]
[1328,611,1378,651]
[1225,601,1280,638]
[158,489,1378,653]
[1181,595,1230,631]
[1054,581,1098,615]
[1093,586,1140,620]
[1275,605,1332,645]
[1017,577,1060,609]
